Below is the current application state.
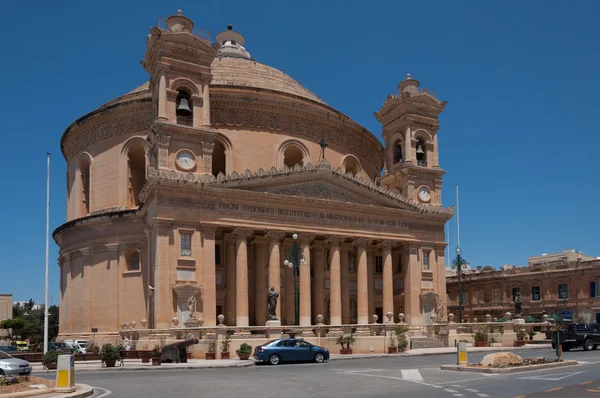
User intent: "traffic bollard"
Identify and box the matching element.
[55,354,76,393]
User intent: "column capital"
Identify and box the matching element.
[326,235,345,246]
[153,224,171,237]
[297,233,316,245]
[378,240,396,249]
[200,224,217,239]
[353,238,372,247]
[233,227,253,239]
[266,230,286,242]
[313,240,328,250]
[252,235,268,245]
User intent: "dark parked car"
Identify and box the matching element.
[47,342,72,354]
[253,338,329,365]
[0,346,19,353]
[552,323,600,351]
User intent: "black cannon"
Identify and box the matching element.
[160,338,199,363]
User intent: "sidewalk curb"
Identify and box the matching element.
[31,361,255,374]
[0,384,94,398]
[440,360,578,373]
[53,384,94,398]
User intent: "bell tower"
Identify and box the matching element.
[374,74,447,206]
[142,10,218,175]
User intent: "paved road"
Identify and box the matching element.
[38,348,600,397]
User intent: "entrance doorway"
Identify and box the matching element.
[376,307,383,323]
[596,312,600,323]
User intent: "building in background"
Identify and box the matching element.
[446,249,600,322]
[53,10,453,340]
[0,294,13,343]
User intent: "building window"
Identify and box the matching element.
[416,139,427,166]
[558,284,569,300]
[212,140,227,177]
[375,255,383,273]
[392,140,403,164]
[531,286,541,301]
[176,91,193,126]
[591,281,600,298]
[128,251,140,271]
[78,158,91,217]
[181,233,192,257]
[462,292,469,305]
[423,251,430,270]
[215,244,222,265]
[492,288,500,303]
[476,290,484,304]
[343,157,360,176]
[283,145,304,168]
[126,143,145,208]
[512,287,521,301]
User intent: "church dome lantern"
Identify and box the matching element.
[215,24,251,59]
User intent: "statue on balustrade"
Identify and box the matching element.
[268,287,279,320]
[188,296,197,319]
[514,292,522,318]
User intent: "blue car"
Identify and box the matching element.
[253,338,330,365]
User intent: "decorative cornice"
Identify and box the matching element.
[354,238,373,247]
[233,227,253,239]
[297,233,316,244]
[378,240,396,249]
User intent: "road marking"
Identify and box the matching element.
[544,387,564,392]
[465,388,480,392]
[450,384,466,388]
[335,371,432,387]
[330,368,386,373]
[401,369,424,382]
[587,389,600,393]
[445,389,459,393]
[94,388,112,397]
[477,394,490,397]
[518,371,584,381]
[453,394,464,397]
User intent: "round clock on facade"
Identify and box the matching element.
[176,150,196,170]
[418,186,432,202]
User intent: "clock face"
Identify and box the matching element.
[418,186,431,202]
[176,150,196,170]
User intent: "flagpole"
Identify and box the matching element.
[456,184,460,248]
[44,153,50,354]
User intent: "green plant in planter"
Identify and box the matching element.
[87,341,100,354]
[236,343,252,357]
[99,344,122,362]
[42,349,60,367]
[516,329,527,341]
[206,338,216,353]
[151,345,162,358]
[388,334,397,347]
[489,337,498,344]
[473,327,489,344]
[344,335,355,349]
[220,335,231,353]
[527,329,537,340]
[335,335,346,350]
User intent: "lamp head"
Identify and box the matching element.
[287,262,294,268]
[455,247,461,255]
[292,233,298,240]
[300,258,307,265]
[283,260,290,266]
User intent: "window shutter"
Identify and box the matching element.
[591,281,596,298]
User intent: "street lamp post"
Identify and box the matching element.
[283,233,306,325]
[456,246,463,324]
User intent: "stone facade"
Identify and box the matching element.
[0,294,12,342]
[446,250,600,322]
[53,11,452,339]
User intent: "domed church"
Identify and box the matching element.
[54,10,453,340]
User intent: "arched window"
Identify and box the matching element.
[416,139,427,166]
[283,146,304,168]
[78,158,91,217]
[176,90,193,126]
[342,156,360,177]
[127,144,146,208]
[393,140,403,164]
[212,140,226,177]
[128,251,141,271]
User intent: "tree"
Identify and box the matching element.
[0,318,24,344]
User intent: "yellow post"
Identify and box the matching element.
[457,342,468,365]
[55,354,76,393]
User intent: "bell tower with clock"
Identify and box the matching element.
[374,74,447,206]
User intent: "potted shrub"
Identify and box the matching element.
[220,335,231,359]
[42,349,60,370]
[151,345,161,366]
[395,326,409,353]
[139,344,151,363]
[100,343,121,368]
[236,343,252,360]
[514,329,527,347]
[387,334,398,354]
[527,330,537,341]
[336,335,355,355]
[205,338,216,360]
[473,327,489,347]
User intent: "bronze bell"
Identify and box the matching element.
[416,144,425,154]
[176,97,191,116]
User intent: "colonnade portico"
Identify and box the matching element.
[152,224,445,329]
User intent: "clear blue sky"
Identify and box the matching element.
[1,0,598,304]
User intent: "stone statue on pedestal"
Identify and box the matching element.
[267,287,279,320]
[188,296,197,319]
[514,292,522,318]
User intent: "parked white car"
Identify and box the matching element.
[0,350,32,376]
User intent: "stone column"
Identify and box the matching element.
[404,126,412,162]
[253,236,268,325]
[367,245,375,320]
[202,225,217,326]
[379,241,394,322]
[224,234,236,326]
[157,71,168,121]
[404,245,422,325]
[201,76,211,126]
[327,236,343,325]
[234,228,253,326]
[283,240,295,324]
[267,231,285,320]
[298,234,315,326]
[312,241,326,323]
[341,243,351,324]
[355,238,371,324]
[153,224,171,329]
[192,94,202,128]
